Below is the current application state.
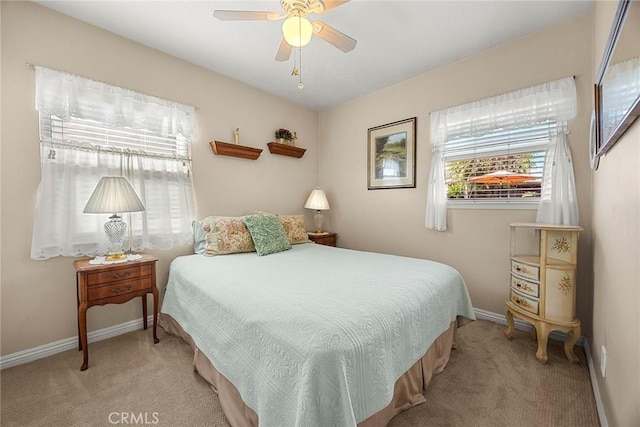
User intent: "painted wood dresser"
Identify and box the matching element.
[503,222,583,364]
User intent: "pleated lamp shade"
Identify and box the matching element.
[83,176,145,214]
[304,188,330,211]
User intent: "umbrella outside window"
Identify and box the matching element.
[469,170,538,198]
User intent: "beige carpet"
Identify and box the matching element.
[0,320,599,427]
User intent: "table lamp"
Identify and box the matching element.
[304,188,330,233]
[83,176,145,261]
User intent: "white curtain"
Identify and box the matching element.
[31,67,196,260]
[425,77,577,231]
[425,112,448,231]
[536,128,579,226]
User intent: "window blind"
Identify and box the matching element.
[39,114,191,161]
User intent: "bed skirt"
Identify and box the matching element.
[159,313,457,427]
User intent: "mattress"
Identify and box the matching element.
[160,243,475,426]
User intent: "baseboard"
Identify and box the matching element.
[473,308,585,346]
[0,315,155,370]
[583,338,609,427]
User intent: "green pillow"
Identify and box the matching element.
[243,214,291,256]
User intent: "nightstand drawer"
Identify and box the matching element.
[511,275,539,298]
[87,264,152,286]
[510,289,539,315]
[511,260,539,282]
[88,277,152,301]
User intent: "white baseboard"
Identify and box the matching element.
[0,315,155,370]
[473,307,585,346]
[583,338,609,427]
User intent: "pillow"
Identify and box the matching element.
[278,214,311,244]
[204,216,256,256]
[192,216,218,254]
[192,221,207,254]
[242,214,291,256]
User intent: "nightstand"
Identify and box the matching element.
[74,254,159,371]
[307,232,337,247]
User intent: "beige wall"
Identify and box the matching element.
[0,1,319,355]
[319,14,593,325]
[591,1,640,425]
[3,2,638,425]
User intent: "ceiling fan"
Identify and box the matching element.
[213,0,357,62]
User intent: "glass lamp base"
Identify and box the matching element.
[314,210,324,233]
[104,214,127,259]
[105,252,126,261]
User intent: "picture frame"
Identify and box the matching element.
[593,0,640,159]
[367,117,416,190]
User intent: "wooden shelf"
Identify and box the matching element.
[210,141,262,160]
[267,142,306,158]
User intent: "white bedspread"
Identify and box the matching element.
[161,243,475,426]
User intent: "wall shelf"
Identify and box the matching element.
[267,142,306,158]
[210,141,262,160]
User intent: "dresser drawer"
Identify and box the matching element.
[87,264,152,286]
[88,277,152,301]
[511,260,539,282]
[510,289,539,315]
[511,275,539,298]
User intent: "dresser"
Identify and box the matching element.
[74,254,159,371]
[503,223,583,364]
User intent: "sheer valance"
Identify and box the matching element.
[35,66,196,139]
[431,77,576,146]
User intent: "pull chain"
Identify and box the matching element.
[298,46,303,89]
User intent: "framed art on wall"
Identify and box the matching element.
[367,117,416,190]
[594,0,640,158]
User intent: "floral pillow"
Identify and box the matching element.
[203,216,255,256]
[243,214,291,256]
[278,214,311,244]
[192,216,218,254]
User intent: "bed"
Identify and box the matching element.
[159,242,475,426]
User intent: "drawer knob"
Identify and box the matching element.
[516,266,522,272]
[111,271,132,279]
[110,285,133,294]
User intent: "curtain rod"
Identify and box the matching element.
[25,62,200,111]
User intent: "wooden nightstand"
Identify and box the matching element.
[307,232,337,247]
[74,254,159,371]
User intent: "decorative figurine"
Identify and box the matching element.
[234,128,240,145]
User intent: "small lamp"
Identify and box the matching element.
[83,176,145,261]
[304,188,330,233]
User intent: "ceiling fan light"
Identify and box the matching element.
[282,17,313,47]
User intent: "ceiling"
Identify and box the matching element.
[36,0,593,111]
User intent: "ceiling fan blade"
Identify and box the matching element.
[311,21,357,52]
[311,0,350,14]
[275,39,293,62]
[213,10,282,21]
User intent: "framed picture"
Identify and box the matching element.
[594,0,640,158]
[367,117,416,190]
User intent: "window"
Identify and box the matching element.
[425,77,578,231]
[31,67,197,260]
[444,122,554,206]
